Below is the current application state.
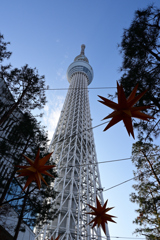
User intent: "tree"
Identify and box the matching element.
[0,64,47,126]
[0,34,12,119]
[0,34,48,204]
[0,34,57,239]
[0,172,58,239]
[0,33,11,62]
[119,5,160,141]
[0,34,47,127]
[0,117,58,238]
[130,141,160,239]
[0,110,58,239]
[0,112,49,205]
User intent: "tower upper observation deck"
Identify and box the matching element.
[67,44,94,85]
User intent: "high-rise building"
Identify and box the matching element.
[35,45,110,240]
[0,77,35,240]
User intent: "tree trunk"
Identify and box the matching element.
[13,186,29,240]
[142,151,160,186]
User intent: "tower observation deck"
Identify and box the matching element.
[34,45,110,240]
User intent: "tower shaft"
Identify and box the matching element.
[34,46,110,240]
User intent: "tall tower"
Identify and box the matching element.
[35,45,110,240]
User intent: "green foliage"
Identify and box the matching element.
[130,141,160,239]
[119,5,160,140]
[0,64,47,118]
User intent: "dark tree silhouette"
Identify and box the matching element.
[130,141,160,239]
[119,5,160,141]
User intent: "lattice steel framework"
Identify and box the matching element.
[34,45,110,240]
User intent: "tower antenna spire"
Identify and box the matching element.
[81,44,85,55]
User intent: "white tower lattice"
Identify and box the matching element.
[35,45,110,240]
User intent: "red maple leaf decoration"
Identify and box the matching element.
[98,82,154,138]
[86,197,116,235]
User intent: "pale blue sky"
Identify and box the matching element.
[1,0,159,239]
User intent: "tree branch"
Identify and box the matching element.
[142,150,160,186]
[1,187,36,206]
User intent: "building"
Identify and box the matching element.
[0,76,22,181]
[0,76,35,240]
[34,45,110,240]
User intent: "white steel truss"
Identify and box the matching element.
[34,46,110,240]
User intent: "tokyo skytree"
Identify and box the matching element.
[35,45,110,240]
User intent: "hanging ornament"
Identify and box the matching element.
[98,82,154,138]
[17,149,55,190]
[86,197,116,235]
[56,237,60,240]
[45,236,60,240]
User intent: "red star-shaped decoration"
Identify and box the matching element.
[45,236,60,240]
[86,197,116,235]
[16,149,55,190]
[98,82,154,138]
[54,236,60,240]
